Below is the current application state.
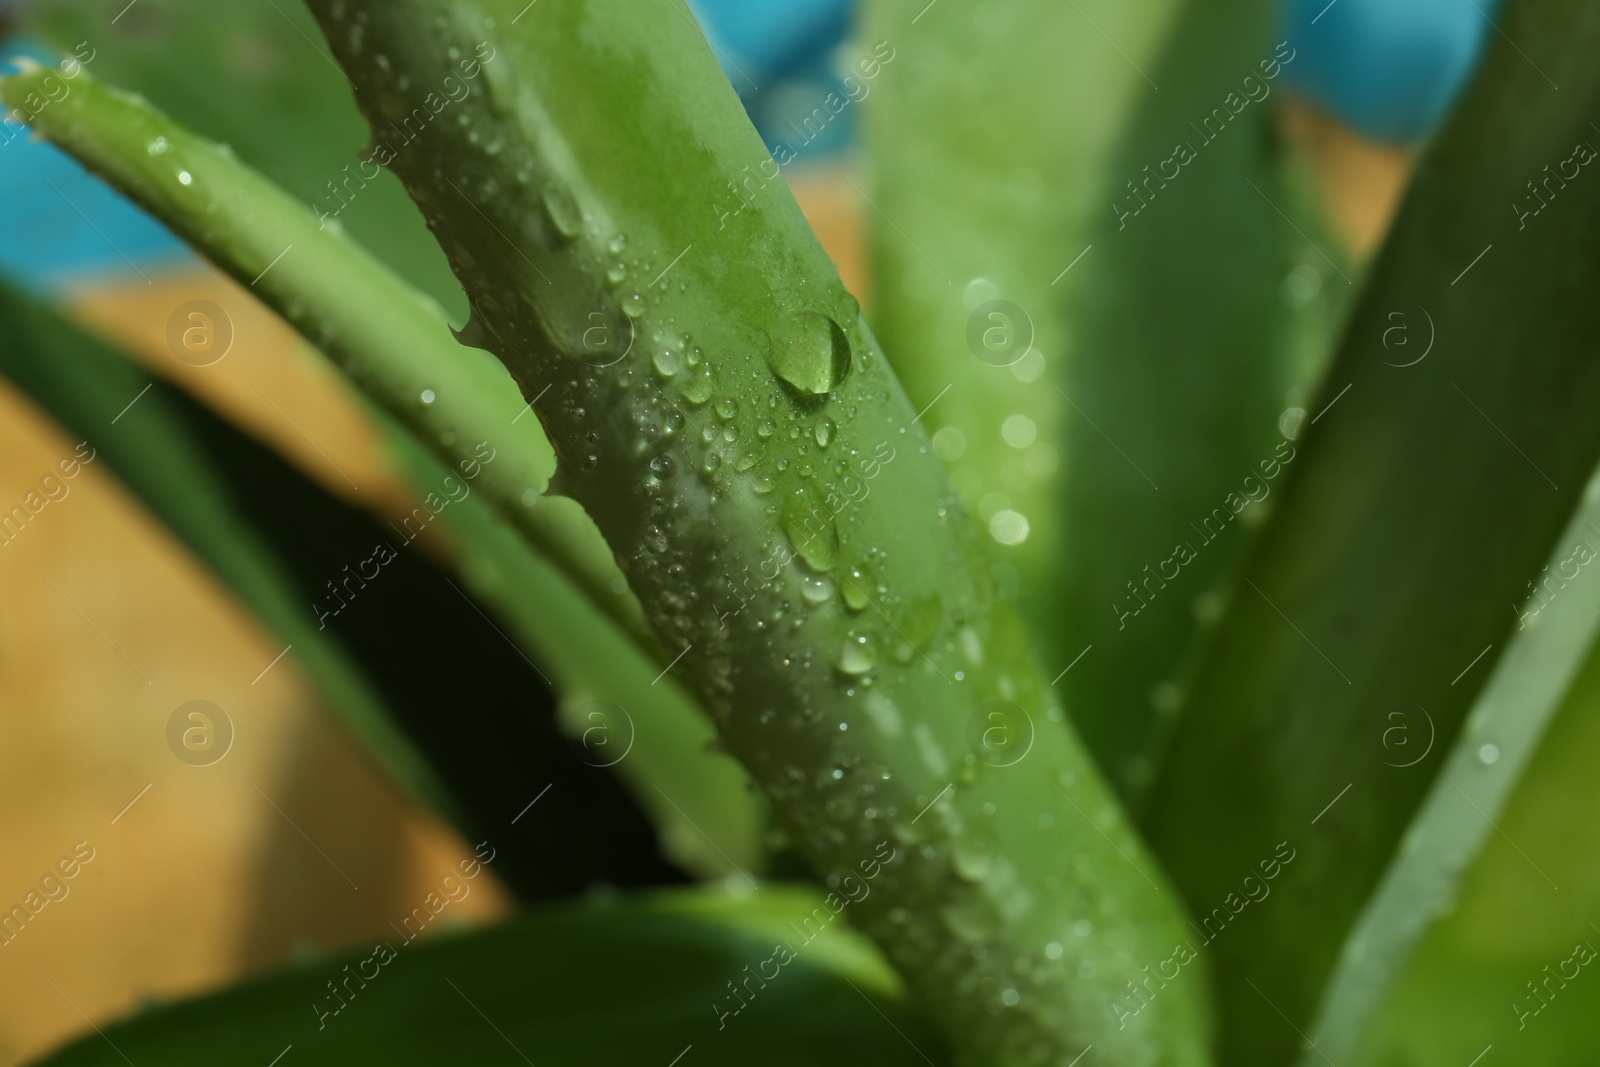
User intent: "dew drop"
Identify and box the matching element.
[842,569,870,611]
[836,634,878,675]
[541,185,582,239]
[621,292,646,318]
[801,575,836,603]
[652,344,684,377]
[419,388,437,405]
[780,500,840,571]
[679,365,713,405]
[814,415,836,447]
[769,311,851,395]
[147,137,170,155]
[1478,743,1500,765]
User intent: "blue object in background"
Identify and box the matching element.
[689,0,854,90]
[0,0,1512,296]
[1282,0,1503,142]
[0,43,191,292]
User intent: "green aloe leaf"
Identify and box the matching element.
[0,278,757,891]
[1300,465,1600,1064]
[1061,0,1346,801]
[1356,626,1600,1065]
[377,424,766,879]
[21,0,466,311]
[299,1,1213,1063]
[861,0,1341,803]
[0,62,651,657]
[0,62,766,879]
[1141,0,1600,1061]
[31,886,946,1067]
[860,0,1183,640]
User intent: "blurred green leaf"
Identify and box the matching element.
[1304,464,1600,1064]
[1357,634,1600,1065]
[861,0,1185,654]
[1060,0,1345,800]
[22,0,466,314]
[33,886,946,1067]
[0,279,740,896]
[1142,0,1600,1060]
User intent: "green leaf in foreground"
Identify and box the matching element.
[1301,465,1600,1063]
[302,1,1213,1063]
[33,887,944,1067]
[0,279,755,891]
[1357,630,1600,1065]
[0,62,652,657]
[22,0,467,313]
[1142,0,1600,1060]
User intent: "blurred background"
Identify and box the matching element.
[0,0,1498,1062]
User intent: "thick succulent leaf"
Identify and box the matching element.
[0,65,765,880]
[863,0,1343,804]
[377,424,766,880]
[860,0,1183,643]
[1142,0,1600,1061]
[1302,465,1600,1064]
[31,886,946,1067]
[0,280,717,896]
[302,2,1213,1063]
[1355,629,1600,1065]
[21,0,465,312]
[1061,0,1347,800]
[0,63,651,655]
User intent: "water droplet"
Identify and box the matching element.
[147,137,171,155]
[757,418,775,439]
[714,396,738,419]
[1073,918,1093,937]
[541,185,582,239]
[1478,743,1500,765]
[606,261,628,284]
[814,415,836,447]
[652,344,684,377]
[802,575,836,603]
[999,988,1021,1007]
[608,233,628,254]
[177,171,193,186]
[419,388,437,405]
[781,500,840,571]
[1044,942,1063,960]
[679,365,713,405]
[769,311,851,395]
[621,292,646,318]
[842,568,870,611]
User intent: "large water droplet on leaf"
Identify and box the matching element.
[541,184,581,239]
[781,499,840,571]
[769,311,851,395]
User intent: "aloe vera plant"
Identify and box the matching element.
[5,0,1600,1064]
